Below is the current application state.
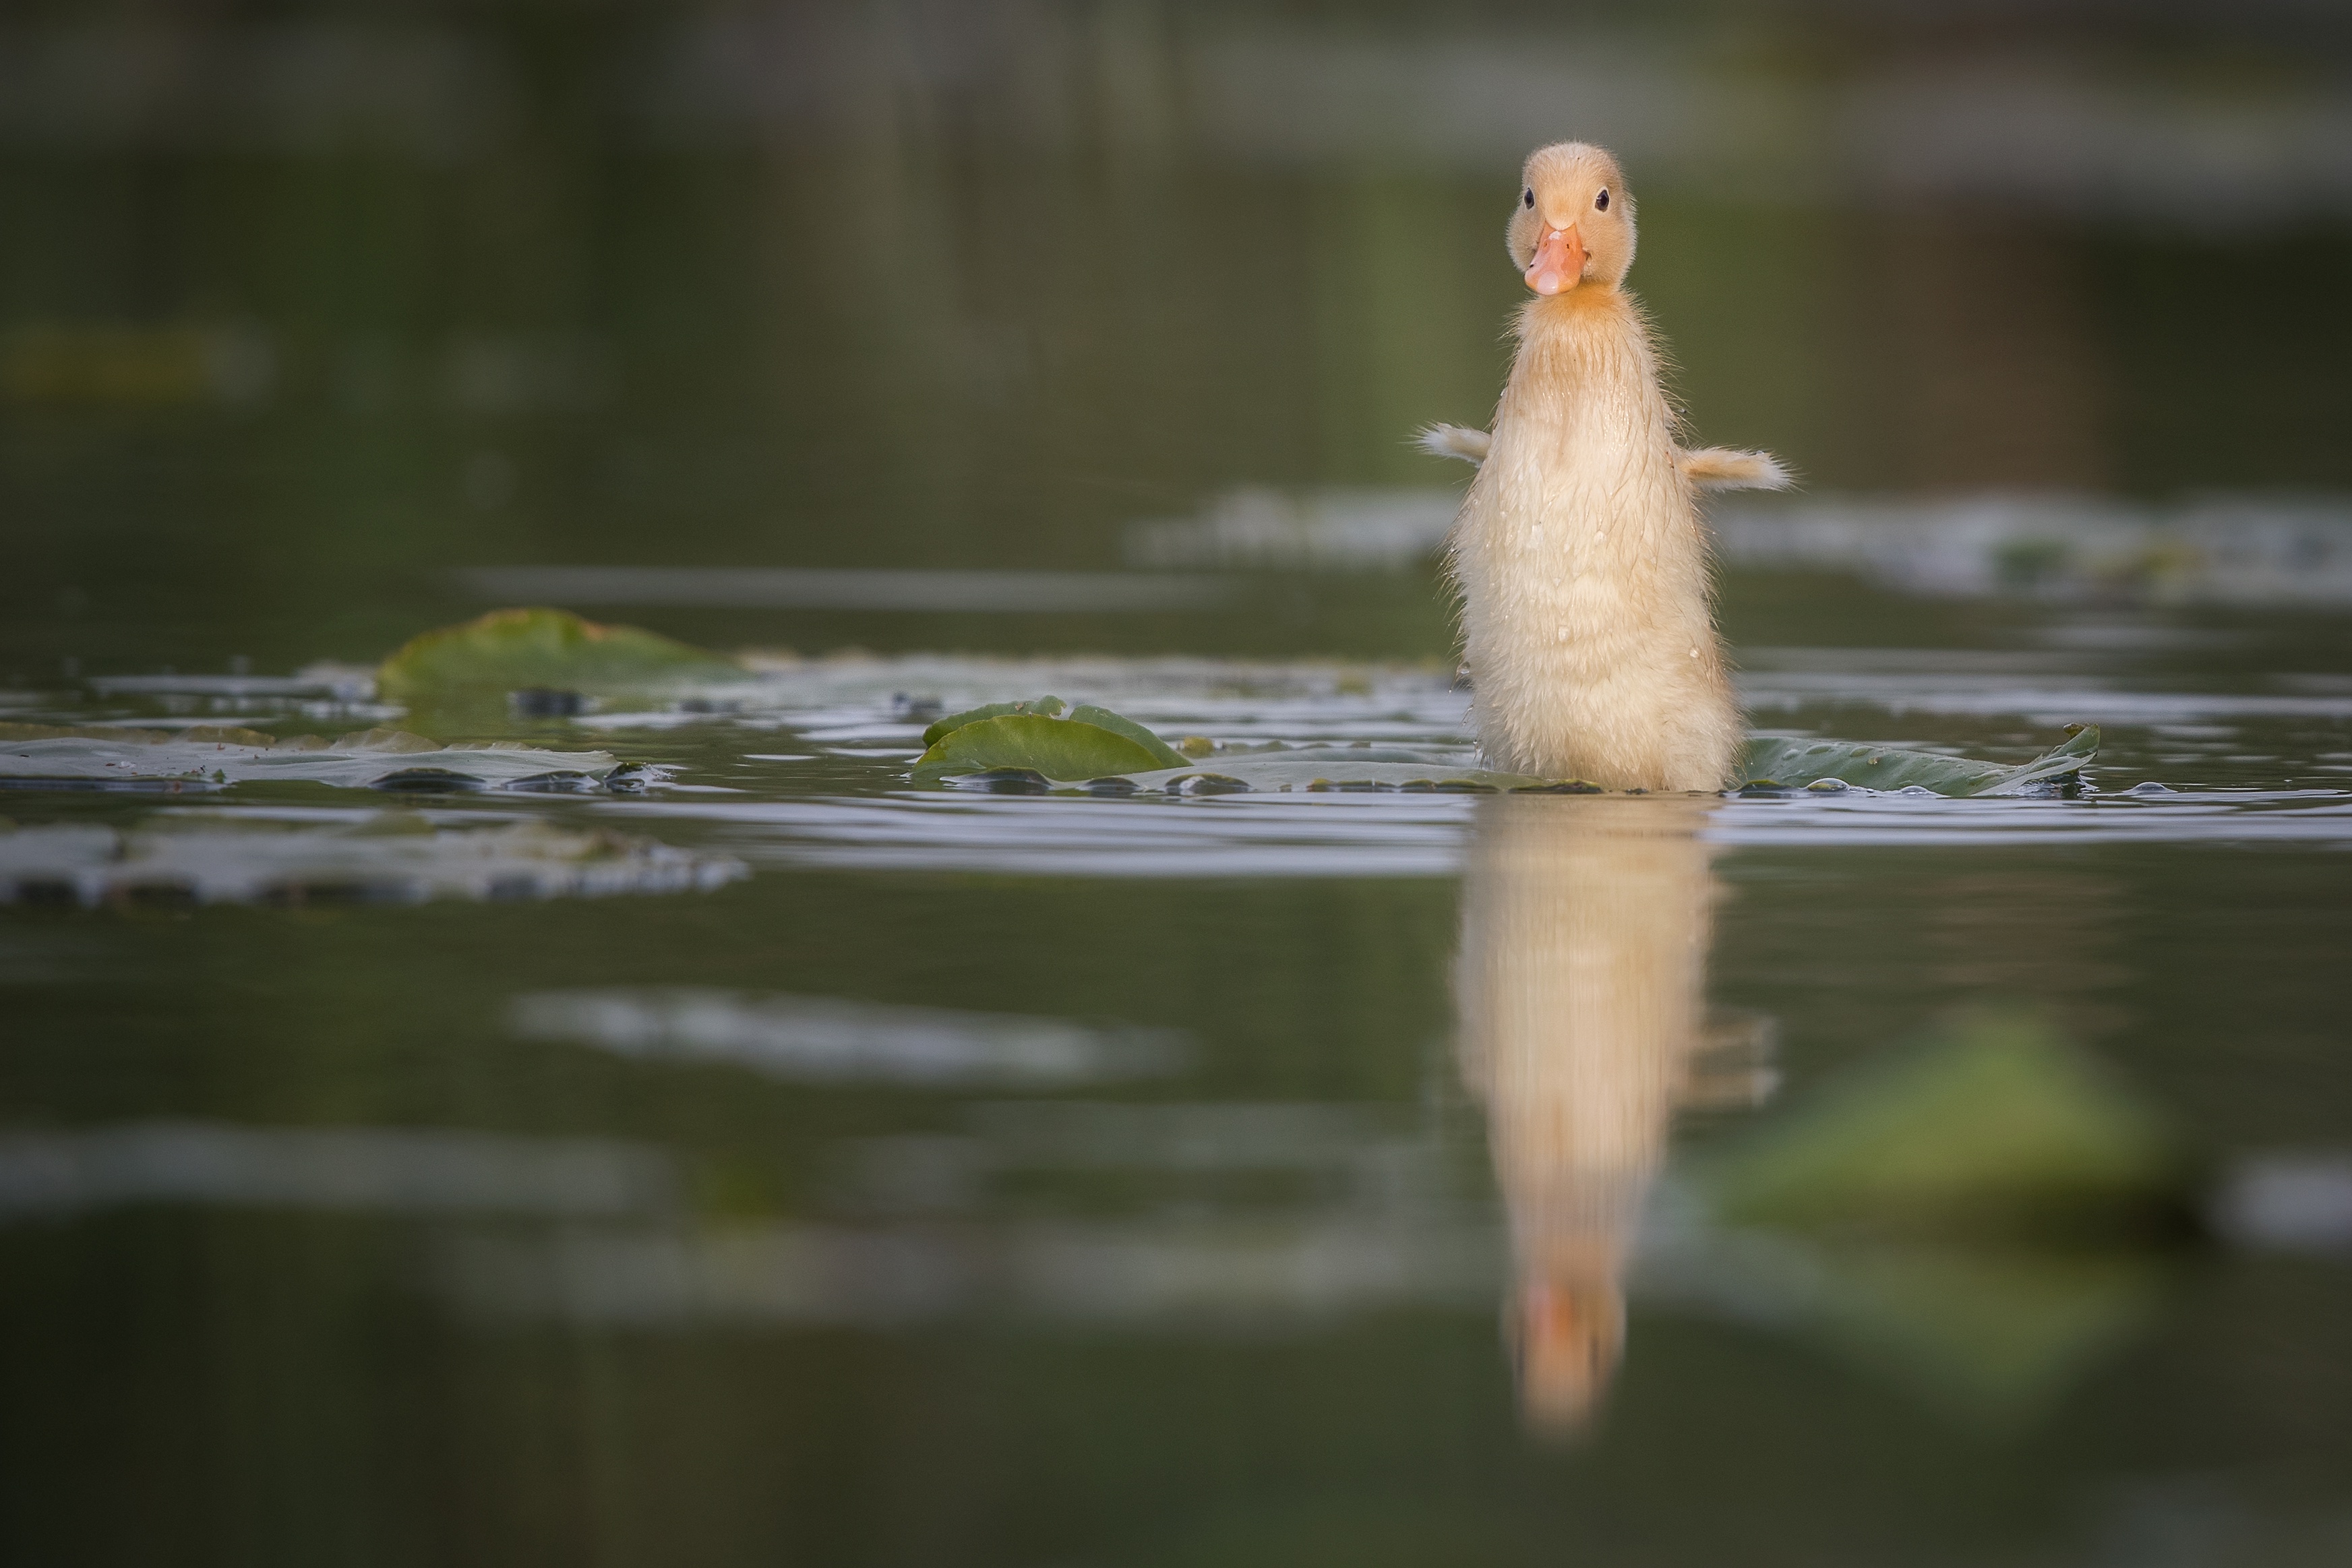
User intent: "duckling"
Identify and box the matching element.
[1421,142,1790,791]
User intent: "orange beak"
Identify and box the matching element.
[1525,226,1586,295]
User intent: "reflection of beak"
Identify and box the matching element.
[1511,1281,1623,1434]
[1524,226,1586,295]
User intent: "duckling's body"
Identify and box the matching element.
[1431,143,1786,792]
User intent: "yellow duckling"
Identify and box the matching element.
[1422,142,1788,791]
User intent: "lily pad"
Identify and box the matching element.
[917,696,1188,771]
[921,696,1065,747]
[0,722,641,793]
[1697,1014,2196,1243]
[911,715,1174,785]
[1063,704,1188,769]
[377,607,744,700]
[1737,725,2099,797]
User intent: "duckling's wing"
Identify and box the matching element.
[1680,447,1792,492]
[1417,424,1491,466]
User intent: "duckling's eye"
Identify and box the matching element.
[1595,188,1610,212]
[1522,188,1534,210]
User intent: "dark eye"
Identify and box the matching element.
[1522,188,1534,210]
[1595,188,1610,211]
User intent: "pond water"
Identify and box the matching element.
[7,4,2352,1565]
[8,617,2352,1565]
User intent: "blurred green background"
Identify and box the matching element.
[5,0,2350,671]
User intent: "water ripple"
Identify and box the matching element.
[592,787,2352,878]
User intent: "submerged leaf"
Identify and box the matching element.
[1120,750,1546,793]
[911,715,1173,784]
[1698,1014,2195,1242]
[327,727,441,754]
[377,607,743,700]
[1737,726,2099,797]
[1787,1241,2167,1430]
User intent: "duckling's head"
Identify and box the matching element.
[1509,142,1635,297]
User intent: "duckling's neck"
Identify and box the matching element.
[1505,286,1648,411]
[1517,281,1627,330]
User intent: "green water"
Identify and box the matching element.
[7,6,2352,1565]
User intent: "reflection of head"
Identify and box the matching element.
[1455,796,1720,1435]
[1508,1281,1627,1435]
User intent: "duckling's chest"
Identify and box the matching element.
[1472,415,1681,597]
[1484,329,1677,537]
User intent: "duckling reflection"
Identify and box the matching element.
[1453,793,1740,1433]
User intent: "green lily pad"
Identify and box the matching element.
[1737,725,2098,796]
[917,696,1186,770]
[921,696,1066,748]
[1061,705,1187,770]
[1697,1014,2196,1244]
[378,607,744,700]
[911,715,1176,784]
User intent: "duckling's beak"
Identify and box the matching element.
[1525,225,1586,295]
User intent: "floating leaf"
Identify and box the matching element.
[1062,704,1186,769]
[1737,725,2098,797]
[919,698,1184,768]
[911,715,1171,784]
[377,607,744,700]
[920,696,1066,747]
[1697,1014,2195,1243]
